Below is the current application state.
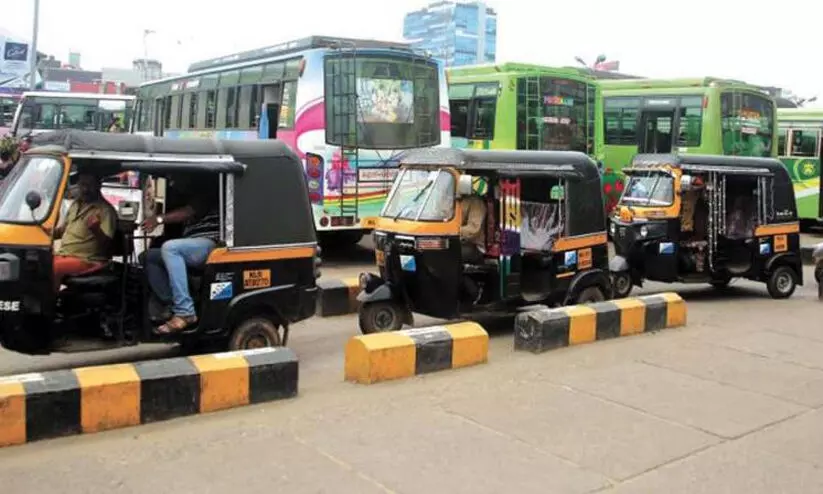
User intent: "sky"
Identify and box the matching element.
[4,0,823,103]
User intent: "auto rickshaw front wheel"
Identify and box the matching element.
[610,272,633,299]
[359,301,405,334]
[229,317,283,350]
[766,265,798,300]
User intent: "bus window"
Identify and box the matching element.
[224,87,238,128]
[188,93,198,129]
[205,90,217,129]
[721,92,773,157]
[470,96,495,139]
[450,99,470,137]
[540,78,589,152]
[676,96,702,147]
[603,97,639,145]
[60,104,96,130]
[778,129,787,156]
[789,129,818,157]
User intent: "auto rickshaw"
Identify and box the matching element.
[609,154,802,299]
[0,129,319,355]
[356,148,611,334]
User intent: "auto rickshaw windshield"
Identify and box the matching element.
[0,155,64,223]
[621,172,674,207]
[381,168,455,221]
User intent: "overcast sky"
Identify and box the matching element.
[4,0,822,103]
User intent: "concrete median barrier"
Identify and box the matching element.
[344,322,489,384]
[514,292,687,354]
[0,347,298,448]
[316,277,360,317]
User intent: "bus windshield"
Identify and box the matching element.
[14,96,134,136]
[325,55,441,149]
[621,172,674,206]
[381,168,454,221]
[541,78,593,153]
[0,155,64,223]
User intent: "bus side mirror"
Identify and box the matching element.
[25,190,42,211]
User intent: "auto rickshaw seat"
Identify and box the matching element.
[61,227,131,290]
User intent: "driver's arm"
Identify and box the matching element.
[460,197,486,238]
[52,203,74,239]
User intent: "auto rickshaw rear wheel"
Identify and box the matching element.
[359,301,404,334]
[766,265,797,300]
[574,286,606,305]
[229,317,283,350]
[710,275,732,289]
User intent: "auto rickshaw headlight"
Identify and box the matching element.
[639,225,649,238]
[609,222,616,237]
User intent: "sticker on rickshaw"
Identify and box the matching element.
[210,282,233,300]
[619,208,633,222]
[578,248,592,269]
[400,254,416,272]
[375,250,385,266]
[759,243,771,255]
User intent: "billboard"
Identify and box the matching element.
[0,34,35,89]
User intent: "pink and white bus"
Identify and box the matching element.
[133,36,451,243]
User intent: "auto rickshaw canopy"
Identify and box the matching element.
[26,129,317,247]
[398,147,606,237]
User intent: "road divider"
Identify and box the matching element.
[345,322,488,384]
[514,292,687,354]
[0,347,298,448]
[316,277,360,317]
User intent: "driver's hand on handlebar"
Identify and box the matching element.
[140,216,159,232]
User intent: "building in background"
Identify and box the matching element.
[67,51,81,69]
[403,1,496,67]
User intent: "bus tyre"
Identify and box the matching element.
[766,266,797,300]
[229,317,282,350]
[611,272,632,299]
[574,286,606,305]
[359,301,404,334]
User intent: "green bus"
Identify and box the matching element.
[446,62,605,162]
[777,108,823,224]
[602,78,777,211]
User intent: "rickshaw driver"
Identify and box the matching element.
[51,173,117,291]
[459,176,488,263]
[140,175,220,334]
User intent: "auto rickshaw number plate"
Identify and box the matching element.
[774,234,788,253]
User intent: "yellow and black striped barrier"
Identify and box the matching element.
[514,292,687,353]
[344,322,489,384]
[316,277,360,317]
[0,347,298,448]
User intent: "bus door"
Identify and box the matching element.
[637,98,676,153]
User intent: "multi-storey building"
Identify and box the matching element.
[403,1,496,67]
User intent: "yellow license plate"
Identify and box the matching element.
[376,250,385,266]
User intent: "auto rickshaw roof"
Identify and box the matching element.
[25,130,300,175]
[629,153,788,177]
[399,148,600,179]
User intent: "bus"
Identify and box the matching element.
[133,35,450,243]
[446,63,609,199]
[0,94,20,136]
[601,78,777,211]
[777,108,823,225]
[11,92,135,137]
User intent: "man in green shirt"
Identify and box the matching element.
[52,173,117,291]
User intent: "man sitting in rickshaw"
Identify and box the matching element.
[140,174,220,334]
[52,173,118,291]
[459,176,488,263]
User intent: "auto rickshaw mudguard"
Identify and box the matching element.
[765,252,804,286]
[220,284,317,345]
[566,269,613,302]
[357,282,397,304]
[609,255,630,273]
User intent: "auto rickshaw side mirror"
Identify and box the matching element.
[25,190,42,211]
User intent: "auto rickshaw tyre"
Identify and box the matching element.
[611,272,632,299]
[358,301,404,334]
[710,276,732,289]
[766,265,797,300]
[228,317,283,350]
[814,264,823,284]
[574,286,606,305]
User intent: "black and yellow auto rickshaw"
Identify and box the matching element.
[0,130,319,355]
[356,148,611,333]
[609,154,802,299]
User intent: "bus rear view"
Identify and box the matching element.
[11,92,135,137]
